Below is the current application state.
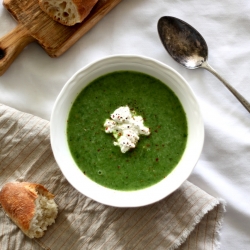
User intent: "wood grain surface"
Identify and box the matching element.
[0,0,122,75]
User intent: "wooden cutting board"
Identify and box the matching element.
[0,0,122,75]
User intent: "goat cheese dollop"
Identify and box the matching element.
[104,106,150,153]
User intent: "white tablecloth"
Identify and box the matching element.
[1,0,250,249]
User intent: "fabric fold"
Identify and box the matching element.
[0,103,225,250]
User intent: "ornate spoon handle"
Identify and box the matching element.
[201,61,250,113]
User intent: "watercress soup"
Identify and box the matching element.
[67,71,187,191]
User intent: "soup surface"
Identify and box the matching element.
[67,71,187,191]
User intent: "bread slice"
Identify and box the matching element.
[39,0,99,26]
[0,182,58,238]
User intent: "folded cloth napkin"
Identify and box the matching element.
[0,103,225,250]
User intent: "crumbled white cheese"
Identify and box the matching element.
[104,106,150,153]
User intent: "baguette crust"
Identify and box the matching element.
[39,0,99,26]
[0,182,55,237]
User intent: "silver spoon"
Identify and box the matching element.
[157,16,250,113]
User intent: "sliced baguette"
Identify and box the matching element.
[39,0,99,26]
[0,182,58,238]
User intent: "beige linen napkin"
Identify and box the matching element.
[0,103,225,250]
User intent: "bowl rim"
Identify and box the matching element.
[50,54,204,207]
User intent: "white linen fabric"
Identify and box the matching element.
[0,0,250,249]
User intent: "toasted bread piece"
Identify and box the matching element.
[39,0,98,26]
[0,182,58,238]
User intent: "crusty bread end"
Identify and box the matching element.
[39,0,99,26]
[0,182,58,238]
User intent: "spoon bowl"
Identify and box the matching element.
[158,16,208,69]
[158,16,250,112]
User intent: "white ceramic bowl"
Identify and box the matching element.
[50,55,204,207]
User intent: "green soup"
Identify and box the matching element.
[67,71,188,191]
